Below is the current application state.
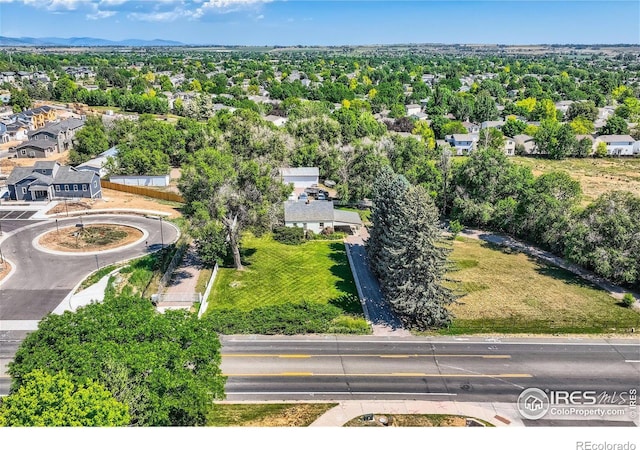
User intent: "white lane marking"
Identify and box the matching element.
[624,360,640,363]
[223,338,640,347]
[227,392,457,396]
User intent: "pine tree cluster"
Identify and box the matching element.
[367,166,456,330]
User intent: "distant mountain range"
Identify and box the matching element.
[0,36,185,47]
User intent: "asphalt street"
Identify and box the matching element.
[221,336,640,408]
[0,214,178,320]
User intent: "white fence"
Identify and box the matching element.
[109,174,170,187]
[198,262,218,318]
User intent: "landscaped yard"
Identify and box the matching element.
[443,237,640,334]
[511,156,640,204]
[205,233,368,334]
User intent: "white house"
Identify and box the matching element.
[504,138,516,156]
[265,115,288,127]
[405,104,422,116]
[445,134,479,155]
[596,135,637,156]
[279,167,319,189]
[284,200,362,234]
[76,146,118,178]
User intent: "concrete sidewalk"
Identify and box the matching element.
[309,400,523,427]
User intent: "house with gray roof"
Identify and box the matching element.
[284,200,362,234]
[12,138,59,158]
[28,117,85,152]
[7,161,101,201]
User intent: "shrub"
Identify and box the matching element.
[622,293,636,308]
[205,301,342,334]
[449,220,464,238]
[273,226,304,245]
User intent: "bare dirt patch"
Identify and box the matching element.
[38,224,143,253]
[45,189,182,219]
[0,260,13,283]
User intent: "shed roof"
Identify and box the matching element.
[279,167,319,178]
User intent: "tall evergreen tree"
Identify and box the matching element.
[368,167,456,330]
[384,185,456,329]
[367,165,409,281]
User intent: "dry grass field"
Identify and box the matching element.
[38,224,142,252]
[511,157,640,204]
[444,237,640,334]
[207,403,337,427]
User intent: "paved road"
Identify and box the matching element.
[221,336,640,421]
[0,214,179,320]
[344,236,405,335]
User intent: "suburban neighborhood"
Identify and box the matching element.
[0,2,638,447]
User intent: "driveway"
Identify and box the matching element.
[0,214,179,321]
[344,232,407,336]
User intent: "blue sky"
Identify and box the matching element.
[0,1,638,45]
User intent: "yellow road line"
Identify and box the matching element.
[222,354,511,359]
[223,373,532,378]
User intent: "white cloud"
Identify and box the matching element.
[192,0,272,19]
[127,8,191,22]
[87,9,117,20]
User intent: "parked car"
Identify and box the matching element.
[298,193,308,201]
[317,193,326,201]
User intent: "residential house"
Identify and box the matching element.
[16,71,32,81]
[504,137,516,156]
[481,120,505,130]
[7,161,102,201]
[12,138,58,158]
[5,122,29,141]
[513,134,536,154]
[28,117,86,152]
[462,121,480,134]
[555,100,574,114]
[265,115,288,127]
[1,72,15,83]
[0,90,10,103]
[279,167,319,189]
[284,200,362,234]
[405,104,422,116]
[0,123,8,143]
[596,135,637,156]
[445,134,479,155]
[421,74,437,86]
[77,146,118,178]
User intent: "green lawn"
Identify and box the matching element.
[205,233,368,334]
[210,233,358,310]
[441,237,640,334]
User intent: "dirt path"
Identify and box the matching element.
[458,228,638,304]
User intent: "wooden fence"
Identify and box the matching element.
[101,180,184,203]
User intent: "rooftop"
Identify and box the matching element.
[280,167,320,178]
